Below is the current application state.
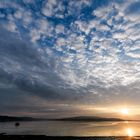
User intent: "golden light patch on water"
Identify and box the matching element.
[125,128,134,137]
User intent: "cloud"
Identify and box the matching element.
[41,0,65,18]
[0,26,90,102]
[125,1,140,15]
[0,0,140,117]
[0,27,60,98]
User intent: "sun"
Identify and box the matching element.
[121,108,129,115]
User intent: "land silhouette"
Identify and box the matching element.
[0,115,135,122]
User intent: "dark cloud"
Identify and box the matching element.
[0,26,139,108]
[0,26,88,102]
[0,26,62,99]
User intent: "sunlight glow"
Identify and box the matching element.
[126,128,134,137]
[121,108,129,115]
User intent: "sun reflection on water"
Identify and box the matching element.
[125,128,134,137]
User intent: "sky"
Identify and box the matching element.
[0,0,140,119]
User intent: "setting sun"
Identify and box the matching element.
[121,108,129,115]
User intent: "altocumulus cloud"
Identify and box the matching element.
[0,0,140,115]
[0,26,71,99]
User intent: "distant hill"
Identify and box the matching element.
[0,115,126,122]
[0,115,39,122]
[51,116,124,121]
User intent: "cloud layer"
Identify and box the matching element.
[0,0,140,116]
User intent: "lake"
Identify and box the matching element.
[0,121,140,136]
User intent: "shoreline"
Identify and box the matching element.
[0,135,140,140]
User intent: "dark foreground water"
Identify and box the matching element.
[0,121,140,136]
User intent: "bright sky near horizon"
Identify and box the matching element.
[0,0,140,118]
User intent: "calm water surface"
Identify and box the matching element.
[0,121,140,136]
